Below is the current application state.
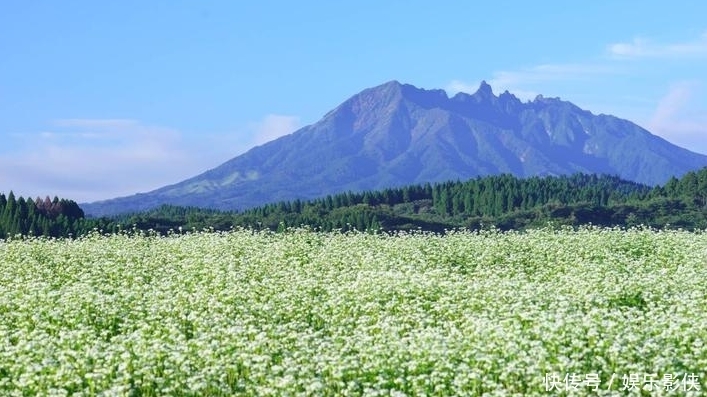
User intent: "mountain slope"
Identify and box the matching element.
[81,81,707,216]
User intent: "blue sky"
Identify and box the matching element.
[1,1,706,202]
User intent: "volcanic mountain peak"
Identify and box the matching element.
[80,80,707,216]
[475,80,494,96]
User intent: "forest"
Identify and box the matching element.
[0,194,87,237]
[2,168,707,238]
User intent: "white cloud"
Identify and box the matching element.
[446,80,480,95]
[646,82,707,154]
[446,30,707,152]
[249,114,300,146]
[0,119,216,202]
[53,119,140,129]
[649,83,693,127]
[447,63,613,101]
[446,47,707,155]
[495,64,613,84]
[608,32,707,59]
[608,37,651,58]
[0,115,304,203]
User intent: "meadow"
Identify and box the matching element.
[0,226,705,396]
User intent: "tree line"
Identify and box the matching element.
[2,168,707,238]
[0,193,87,237]
[100,168,707,233]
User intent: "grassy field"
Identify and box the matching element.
[1,226,706,396]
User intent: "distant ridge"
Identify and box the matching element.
[81,81,707,216]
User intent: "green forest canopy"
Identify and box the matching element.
[2,168,707,238]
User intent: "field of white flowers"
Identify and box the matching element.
[1,226,706,396]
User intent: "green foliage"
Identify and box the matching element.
[93,169,707,235]
[0,193,86,238]
[3,167,707,238]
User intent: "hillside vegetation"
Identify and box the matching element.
[105,168,707,235]
[2,168,707,238]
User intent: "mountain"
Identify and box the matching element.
[81,81,707,216]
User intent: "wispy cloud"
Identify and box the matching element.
[47,118,184,161]
[1,115,304,203]
[447,63,614,101]
[491,63,614,85]
[608,31,707,59]
[53,119,140,129]
[0,120,211,202]
[446,31,707,155]
[649,83,694,128]
[249,114,300,146]
[646,82,707,154]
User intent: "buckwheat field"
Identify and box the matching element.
[1,226,706,396]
